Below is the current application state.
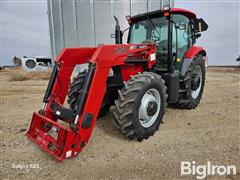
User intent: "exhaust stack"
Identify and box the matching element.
[114,16,122,44]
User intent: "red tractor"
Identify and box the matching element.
[27,6,208,160]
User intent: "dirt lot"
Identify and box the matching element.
[0,67,239,179]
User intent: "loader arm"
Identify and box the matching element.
[27,43,156,160]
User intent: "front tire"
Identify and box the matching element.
[110,72,167,141]
[67,71,110,117]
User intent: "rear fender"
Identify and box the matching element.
[180,46,207,76]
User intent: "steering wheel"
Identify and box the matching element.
[151,36,161,43]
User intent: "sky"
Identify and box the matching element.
[0,0,239,66]
[1,0,50,66]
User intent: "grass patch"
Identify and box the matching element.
[8,67,51,81]
[208,67,240,73]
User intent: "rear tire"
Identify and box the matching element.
[110,72,167,141]
[176,54,206,109]
[67,71,110,117]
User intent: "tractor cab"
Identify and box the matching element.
[126,8,208,74]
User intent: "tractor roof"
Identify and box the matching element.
[171,8,197,19]
[131,8,197,21]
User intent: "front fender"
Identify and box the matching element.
[180,46,207,76]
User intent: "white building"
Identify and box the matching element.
[47,0,171,60]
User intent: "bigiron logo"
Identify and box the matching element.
[181,161,237,179]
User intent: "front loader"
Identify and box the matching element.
[27,5,208,160]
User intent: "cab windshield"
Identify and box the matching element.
[129,16,169,44]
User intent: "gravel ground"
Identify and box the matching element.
[0,67,239,179]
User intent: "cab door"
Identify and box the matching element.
[172,14,194,70]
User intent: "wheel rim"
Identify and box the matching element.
[191,65,202,99]
[139,88,161,128]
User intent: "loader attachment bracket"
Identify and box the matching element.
[27,113,79,160]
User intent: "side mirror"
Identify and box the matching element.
[195,18,208,32]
